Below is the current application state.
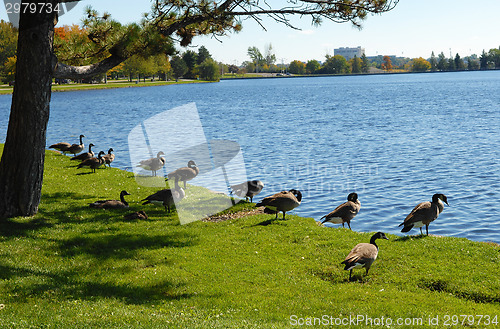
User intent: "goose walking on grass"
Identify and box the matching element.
[141,177,185,212]
[341,232,389,281]
[137,151,165,176]
[320,192,360,230]
[49,134,84,155]
[102,148,115,168]
[167,160,199,189]
[77,151,105,173]
[66,134,85,156]
[89,190,131,209]
[70,143,95,162]
[256,189,302,220]
[398,193,449,235]
[230,180,264,202]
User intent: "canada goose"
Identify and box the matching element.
[167,160,199,189]
[398,193,449,235]
[66,134,85,156]
[137,151,165,176]
[341,232,389,281]
[256,189,302,220]
[141,177,186,212]
[70,143,95,162]
[320,192,361,230]
[49,141,71,154]
[77,151,105,173]
[102,148,115,168]
[230,180,265,202]
[124,210,148,220]
[89,190,131,209]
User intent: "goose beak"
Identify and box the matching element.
[383,236,389,240]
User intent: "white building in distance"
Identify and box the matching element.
[334,47,365,61]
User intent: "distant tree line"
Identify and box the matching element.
[271,47,500,75]
[0,20,221,83]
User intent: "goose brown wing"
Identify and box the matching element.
[341,243,377,269]
[401,201,434,225]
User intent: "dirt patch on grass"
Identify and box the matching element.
[203,207,264,223]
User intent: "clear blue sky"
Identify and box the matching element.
[2,0,499,64]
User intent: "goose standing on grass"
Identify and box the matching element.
[137,151,165,176]
[256,189,302,220]
[102,148,115,168]
[70,143,95,162]
[230,180,265,202]
[320,192,361,230]
[49,141,71,154]
[77,151,105,173]
[66,134,85,156]
[398,193,449,235]
[141,177,186,212]
[89,190,131,209]
[49,134,84,155]
[341,232,389,281]
[167,160,199,189]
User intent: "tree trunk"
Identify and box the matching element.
[0,5,56,218]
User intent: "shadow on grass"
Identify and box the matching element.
[420,278,500,304]
[0,263,196,304]
[0,217,53,237]
[56,231,198,259]
[393,234,428,242]
[313,269,372,284]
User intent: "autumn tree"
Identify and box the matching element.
[410,57,430,72]
[0,0,399,218]
[381,55,392,71]
[288,60,305,74]
[0,20,18,83]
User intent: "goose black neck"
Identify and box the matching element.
[120,191,129,206]
[369,236,379,249]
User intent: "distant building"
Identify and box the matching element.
[334,47,365,61]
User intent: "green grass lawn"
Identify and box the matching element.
[0,79,207,95]
[0,145,499,328]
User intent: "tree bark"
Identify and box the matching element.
[0,4,56,218]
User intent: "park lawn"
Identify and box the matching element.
[0,145,499,328]
[0,79,207,95]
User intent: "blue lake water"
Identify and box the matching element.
[1,71,499,242]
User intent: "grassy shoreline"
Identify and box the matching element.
[0,146,499,328]
[0,79,208,95]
